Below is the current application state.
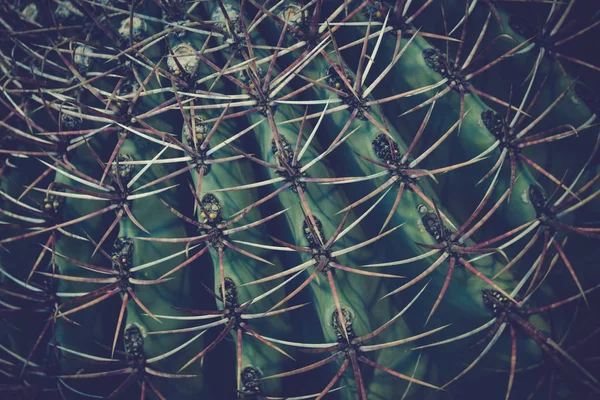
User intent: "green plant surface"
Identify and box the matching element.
[1,1,599,400]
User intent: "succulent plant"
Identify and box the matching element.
[1,1,600,399]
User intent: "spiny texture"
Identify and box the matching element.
[1,1,600,399]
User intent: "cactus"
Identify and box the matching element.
[1,1,600,399]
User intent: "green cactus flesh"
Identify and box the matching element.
[1,1,600,399]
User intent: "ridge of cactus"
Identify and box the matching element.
[1,1,600,400]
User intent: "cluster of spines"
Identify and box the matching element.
[0,1,599,400]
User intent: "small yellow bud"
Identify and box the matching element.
[45,203,52,210]
[209,212,218,220]
[335,82,341,88]
[375,11,382,18]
